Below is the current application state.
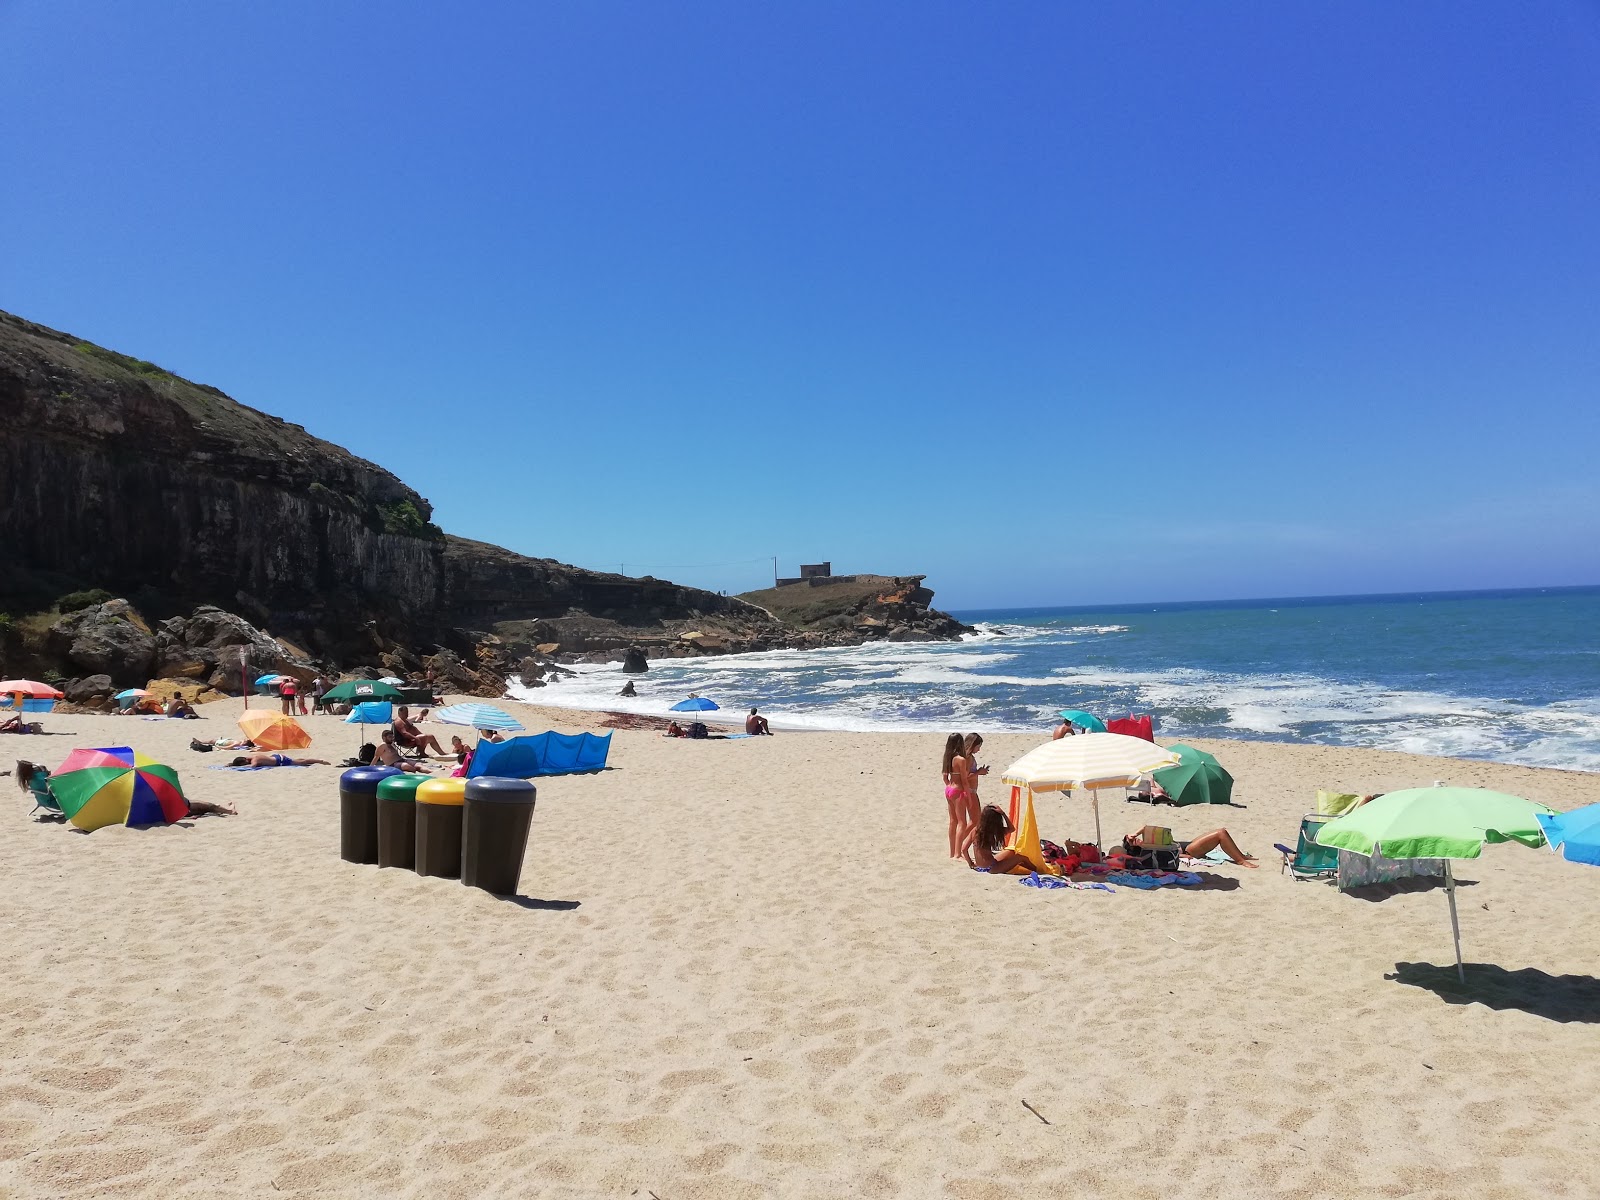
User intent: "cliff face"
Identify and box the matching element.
[0,312,444,651]
[0,311,754,658]
[0,309,965,675]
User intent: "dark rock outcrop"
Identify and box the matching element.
[621,646,649,674]
[64,674,114,703]
[48,600,156,684]
[154,605,313,691]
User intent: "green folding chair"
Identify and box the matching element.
[1275,813,1339,880]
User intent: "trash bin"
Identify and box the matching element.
[415,777,466,879]
[340,766,403,864]
[376,773,425,869]
[462,776,538,895]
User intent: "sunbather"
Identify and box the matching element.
[450,735,473,763]
[392,707,445,756]
[964,804,1044,874]
[228,752,331,767]
[166,692,198,719]
[745,707,772,735]
[1128,825,1257,867]
[664,721,685,738]
[376,731,430,773]
[186,798,238,817]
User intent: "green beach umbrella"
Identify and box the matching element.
[322,679,403,703]
[1316,786,1555,982]
[1056,709,1107,733]
[1151,743,1233,806]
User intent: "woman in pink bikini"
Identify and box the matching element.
[955,733,987,857]
[940,733,969,858]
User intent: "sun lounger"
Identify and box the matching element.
[1275,813,1339,880]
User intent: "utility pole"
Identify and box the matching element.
[772,556,778,587]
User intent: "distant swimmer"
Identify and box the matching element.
[619,680,638,697]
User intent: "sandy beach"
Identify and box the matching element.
[4,697,1599,1199]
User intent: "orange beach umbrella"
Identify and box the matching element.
[0,679,64,709]
[237,710,312,751]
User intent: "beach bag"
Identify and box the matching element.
[689,722,709,739]
[189,738,215,753]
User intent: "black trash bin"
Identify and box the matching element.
[376,773,425,869]
[339,766,403,864]
[462,776,538,895]
[415,777,466,879]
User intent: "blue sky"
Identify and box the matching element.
[3,2,1598,609]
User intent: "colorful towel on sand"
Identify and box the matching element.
[1107,870,1203,889]
[1019,873,1115,892]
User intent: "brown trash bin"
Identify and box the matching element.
[339,766,403,864]
[415,777,466,879]
[462,777,537,895]
[376,773,425,869]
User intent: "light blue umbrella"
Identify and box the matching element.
[433,703,525,732]
[1056,709,1107,733]
[255,673,284,686]
[1536,805,1600,867]
[343,700,395,753]
[114,689,149,700]
[344,701,394,725]
[670,697,720,713]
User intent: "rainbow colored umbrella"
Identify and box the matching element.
[52,747,189,832]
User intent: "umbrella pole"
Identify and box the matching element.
[1445,860,1465,984]
[1092,788,1103,849]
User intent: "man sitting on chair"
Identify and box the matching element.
[392,707,445,757]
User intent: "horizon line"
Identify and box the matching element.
[952,582,1600,616]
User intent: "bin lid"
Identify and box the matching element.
[465,776,538,804]
[415,777,467,806]
[377,774,427,801]
[340,765,405,793]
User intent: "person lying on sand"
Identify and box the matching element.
[392,707,445,756]
[186,798,237,817]
[228,752,331,767]
[1127,826,1257,867]
[964,804,1045,874]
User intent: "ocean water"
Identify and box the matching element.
[507,586,1600,772]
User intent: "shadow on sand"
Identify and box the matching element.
[497,895,582,912]
[1342,875,1477,903]
[1388,962,1600,1024]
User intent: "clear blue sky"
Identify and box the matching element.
[4,2,1598,609]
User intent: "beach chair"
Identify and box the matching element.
[1275,813,1339,880]
[26,768,65,821]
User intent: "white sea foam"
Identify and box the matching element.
[503,621,1600,769]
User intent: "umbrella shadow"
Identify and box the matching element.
[496,895,581,912]
[1343,876,1477,903]
[1188,873,1242,891]
[1389,962,1600,1024]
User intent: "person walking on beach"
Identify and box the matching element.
[279,676,298,716]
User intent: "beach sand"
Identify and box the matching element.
[3,698,1599,1198]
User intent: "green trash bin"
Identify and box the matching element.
[415,777,466,879]
[339,766,403,864]
[462,776,538,895]
[376,773,424,869]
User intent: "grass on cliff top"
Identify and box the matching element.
[736,576,900,629]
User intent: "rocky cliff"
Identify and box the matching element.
[0,309,964,684]
[737,576,972,644]
[0,310,770,661]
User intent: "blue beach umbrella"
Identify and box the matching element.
[1057,709,1108,733]
[433,703,525,732]
[670,696,720,713]
[343,701,394,752]
[1536,805,1600,867]
[255,673,284,686]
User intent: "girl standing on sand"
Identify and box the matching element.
[941,733,969,858]
[953,733,986,858]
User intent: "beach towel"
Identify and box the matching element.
[1004,791,1062,876]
